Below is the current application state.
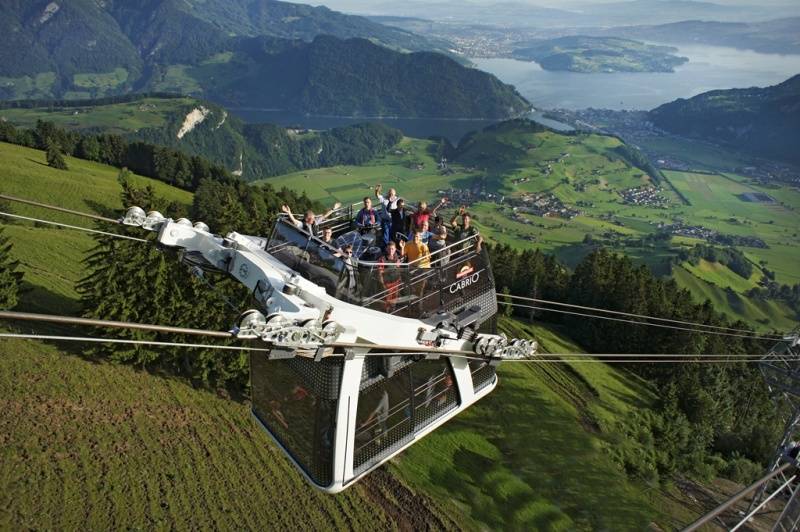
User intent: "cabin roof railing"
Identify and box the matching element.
[273,215,481,269]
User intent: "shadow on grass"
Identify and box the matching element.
[407,363,657,530]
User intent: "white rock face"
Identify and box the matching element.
[39,2,60,24]
[176,107,210,139]
[232,152,243,177]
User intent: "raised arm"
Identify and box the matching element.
[374,184,386,205]
[320,201,342,220]
[281,204,300,227]
[431,197,447,216]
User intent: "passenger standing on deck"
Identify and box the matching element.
[378,241,403,312]
[281,202,341,237]
[355,196,377,229]
[389,198,409,244]
[375,184,399,247]
[408,219,433,244]
[410,198,446,231]
[399,231,432,312]
[428,216,449,265]
[450,206,484,253]
[399,231,431,268]
[320,226,335,246]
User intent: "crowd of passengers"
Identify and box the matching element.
[280,185,482,264]
[279,185,484,311]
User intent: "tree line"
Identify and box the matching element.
[491,243,783,485]
[0,119,231,191]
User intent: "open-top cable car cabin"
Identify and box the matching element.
[122,203,535,493]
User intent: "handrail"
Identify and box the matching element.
[272,213,482,269]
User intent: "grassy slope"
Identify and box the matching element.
[393,318,698,530]
[0,337,396,530]
[0,141,708,529]
[0,141,192,314]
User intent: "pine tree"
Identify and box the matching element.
[78,183,250,389]
[46,141,68,170]
[0,227,24,309]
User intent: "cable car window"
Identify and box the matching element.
[267,219,310,271]
[353,358,458,473]
[410,359,459,430]
[250,354,342,487]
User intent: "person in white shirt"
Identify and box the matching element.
[375,184,399,247]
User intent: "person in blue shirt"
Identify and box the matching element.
[355,196,377,229]
[408,219,433,245]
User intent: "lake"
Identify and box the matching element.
[473,44,800,110]
[231,44,800,142]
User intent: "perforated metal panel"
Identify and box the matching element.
[353,358,459,473]
[469,360,497,393]
[250,353,342,487]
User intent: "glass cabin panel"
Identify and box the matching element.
[353,358,458,473]
[250,353,342,487]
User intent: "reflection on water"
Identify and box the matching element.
[473,44,800,110]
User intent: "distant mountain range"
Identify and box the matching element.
[650,74,800,165]
[0,0,529,119]
[591,17,800,55]
[358,0,800,27]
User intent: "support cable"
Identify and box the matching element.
[0,193,120,224]
[0,333,774,363]
[499,301,783,342]
[0,212,147,243]
[500,293,777,336]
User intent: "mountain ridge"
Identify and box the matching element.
[649,74,800,166]
[0,0,529,119]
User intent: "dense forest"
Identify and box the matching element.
[491,244,783,485]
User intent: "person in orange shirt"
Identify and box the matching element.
[399,231,432,313]
[399,230,431,268]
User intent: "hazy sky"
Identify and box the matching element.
[294,0,798,12]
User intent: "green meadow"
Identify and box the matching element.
[0,97,196,135]
[0,140,718,530]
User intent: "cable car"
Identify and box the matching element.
[122,203,535,493]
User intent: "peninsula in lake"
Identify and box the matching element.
[512,36,689,73]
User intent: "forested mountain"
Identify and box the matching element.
[0,95,404,182]
[594,17,800,55]
[0,0,528,118]
[649,75,800,166]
